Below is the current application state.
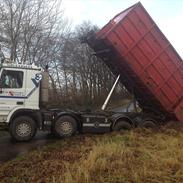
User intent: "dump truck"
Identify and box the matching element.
[0,2,181,142]
[85,2,183,123]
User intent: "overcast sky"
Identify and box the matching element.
[62,0,183,58]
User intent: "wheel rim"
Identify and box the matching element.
[57,121,73,135]
[16,123,31,137]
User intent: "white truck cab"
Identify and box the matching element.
[0,63,42,123]
[0,62,47,141]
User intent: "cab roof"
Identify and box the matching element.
[0,63,42,71]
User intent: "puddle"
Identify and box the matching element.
[0,132,57,163]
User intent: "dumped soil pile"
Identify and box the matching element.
[0,121,183,183]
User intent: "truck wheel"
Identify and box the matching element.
[54,116,77,138]
[10,116,37,142]
[139,120,156,128]
[113,121,132,132]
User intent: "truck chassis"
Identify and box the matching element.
[6,107,163,142]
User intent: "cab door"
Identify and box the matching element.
[0,69,26,122]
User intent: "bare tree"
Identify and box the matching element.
[0,0,69,65]
[0,1,129,108]
[52,22,130,108]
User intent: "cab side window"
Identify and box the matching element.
[1,70,23,88]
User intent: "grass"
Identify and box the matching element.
[1,122,183,183]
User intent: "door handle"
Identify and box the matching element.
[17,101,24,105]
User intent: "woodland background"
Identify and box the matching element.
[0,0,130,110]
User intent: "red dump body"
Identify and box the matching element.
[87,2,183,121]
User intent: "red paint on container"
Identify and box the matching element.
[88,2,183,121]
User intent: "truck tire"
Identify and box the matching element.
[113,121,132,132]
[9,116,37,142]
[139,120,156,128]
[54,116,77,138]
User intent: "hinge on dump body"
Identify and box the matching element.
[93,49,111,56]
